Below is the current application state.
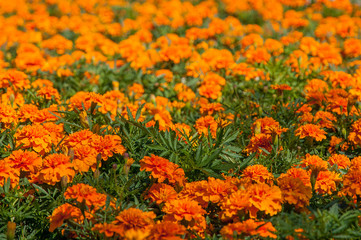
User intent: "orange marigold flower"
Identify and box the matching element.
[128,83,144,99]
[48,203,83,232]
[247,183,283,218]
[278,176,312,209]
[18,104,39,122]
[92,223,119,238]
[348,119,361,146]
[204,177,238,204]
[63,129,95,149]
[163,198,206,232]
[64,183,113,210]
[0,160,19,188]
[140,155,186,186]
[0,69,30,90]
[341,167,361,197]
[0,104,18,128]
[72,145,98,173]
[328,154,350,170]
[242,164,274,185]
[92,135,126,161]
[178,180,209,208]
[279,167,311,187]
[295,124,327,142]
[314,170,341,195]
[271,84,292,91]
[221,188,251,219]
[5,150,42,174]
[199,102,224,115]
[14,124,53,155]
[198,83,222,100]
[301,154,328,172]
[36,153,75,185]
[220,219,277,240]
[245,133,273,156]
[146,183,178,205]
[314,111,337,129]
[148,221,186,240]
[111,208,155,236]
[36,86,60,101]
[195,115,218,138]
[252,117,287,136]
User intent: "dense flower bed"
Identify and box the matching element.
[1,0,361,239]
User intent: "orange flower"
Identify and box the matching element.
[92,223,120,238]
[0,69,30,91]
[111,208,155,236]
[242,164,274,185]
[37,86,60,101]
[64,129,95,149]
[279,167,311,187]
[72,145,98,173]
[278,176,312,209]
[221,188,251,219]
[341,167,361,197]
[48,203,83,232]
[195,115,218,138]
[5,150,42,174]
[220,219,277,239]
[146,183,178,205]
[91,135,126,161]
[163,198,206,232]
[295,124,327,142]
[247,183,283,218]
[348,119,361,146]
[0,104,18,128]
[64,183,113,210]
[36,153,75,185]
[328,154,350,170]
[245,133,273,155]
[314,170,341,195]
[140,155,185,186]
[301,154,328,172]
[14,124,53,155]
[252,117,288,136]
[271,84,292,91]
[0,160,19,188]
[148,221,186,240]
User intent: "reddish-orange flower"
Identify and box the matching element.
[278,176,312,209]
[148,221,186,240]
[140,155,186,186]
[295,124,327,142]
[242,164,274,185]
[111,208,156,236]
[36,153,75,185]
[220,219,277,239]
[48,203,83,232]
[146,183,178,205]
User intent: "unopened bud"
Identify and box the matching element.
[7,221,16,240]
[67,148,74,161]
[112,164,117,170]
[79,111,89,128]
[254,121,262,135]
[61,176,68,189]
[123,158,135,176]
[94,169,100,179]
[92,124,100,134]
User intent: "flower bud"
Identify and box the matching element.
[7,221,16,240]
[61,176,68,189]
